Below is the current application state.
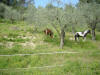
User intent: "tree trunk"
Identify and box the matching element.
[60,29,65,49]
[91,29,96,40]
[51,23,60,37]
[72,26,75,35]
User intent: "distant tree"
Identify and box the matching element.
[0,0,11,6]
[25,3,50,32]
[25,4,37,31]
[64,5,86,34]
[4,6,21,23]
[0,0,26,8]
[79,0,100,4]
[35,7,49,30]
[80,3,100,40]
[0,3,6,18]
[25,0,34,7]
[0,0,18,8]
[46,3,55,10]
[0,0,26,20]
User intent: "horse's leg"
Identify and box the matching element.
[50,33,52,38]
[46,30,48,35]
[75,35,77,41]
[83,37,84,42]
[77,37,79,42]
[83,37,86,42]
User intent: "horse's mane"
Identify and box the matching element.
[83,29,89,34]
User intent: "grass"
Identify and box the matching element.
[0,22,100,75]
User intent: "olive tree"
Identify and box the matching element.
[25,4,37,31]
[64,5,86,34]
[80,3,100,40]
[0,3,6,18]
[25,4,49,31]
[46,0,74,49]
[34,7,49,30]
[4,6,21,23]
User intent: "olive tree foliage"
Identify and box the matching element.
[35,7,49,30]
[79,0,100,4]
[79,3,100,40]
[46,3,56,10]
[0,3,21,23]
[25,4,37,31]
[64,5,86,34]
[0,3,6,18]
[25,4,49,31]
[4,6,21,23]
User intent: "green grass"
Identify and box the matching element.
[0,22,100,75]
[96,34,100,41]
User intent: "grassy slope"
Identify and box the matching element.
[0,22,100,75]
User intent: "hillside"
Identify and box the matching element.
[0,22,100,75]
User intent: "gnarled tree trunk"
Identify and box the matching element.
[60,29,65,49]
[91,23,96,40]
[91,28,96,40]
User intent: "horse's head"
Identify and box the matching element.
[87,30,91,34]
[43,28,54,38]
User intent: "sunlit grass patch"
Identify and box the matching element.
[43,36,60,46]
[0,37,29,43]
[0,59,100,75]
[96,33,100,41]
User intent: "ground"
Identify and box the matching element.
[0,22,100,75]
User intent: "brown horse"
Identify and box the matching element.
[44,28,53,38]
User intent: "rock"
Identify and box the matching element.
[10,26,20,31]
[20,41,35,49]
[0,43,3,46]
[69,37,75,41]
[6,42,14,48]
[3,35,8,38]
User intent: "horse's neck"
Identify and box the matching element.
[83,30,88,36]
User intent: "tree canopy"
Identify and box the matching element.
[79,0,100,4]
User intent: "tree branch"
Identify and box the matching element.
[51,22,60,37]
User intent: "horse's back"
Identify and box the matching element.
[44,28,53,38]
[76,32,84,37]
